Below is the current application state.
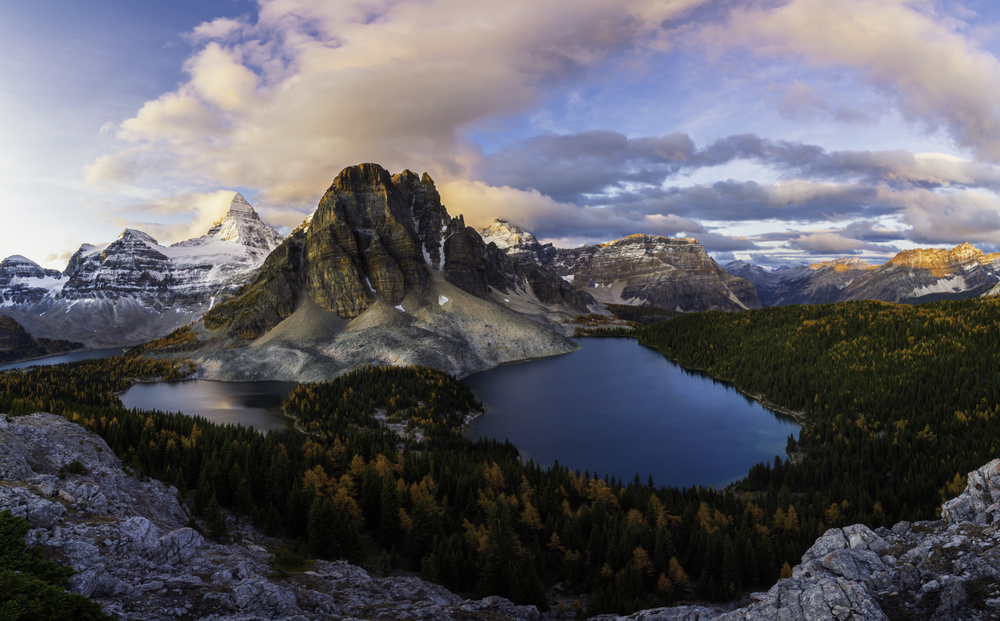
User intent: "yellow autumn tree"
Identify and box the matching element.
[779,561,793,579]
[668,557,689,588]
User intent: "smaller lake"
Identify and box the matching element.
[120,380,298,433]
[0,347,125,371]
[464,338,799,489]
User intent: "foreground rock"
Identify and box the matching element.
[600,459,1000,621]
[0,412,539,621]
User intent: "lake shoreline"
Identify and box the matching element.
[465,337,800,490]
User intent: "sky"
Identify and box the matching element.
[6,0,1000,269]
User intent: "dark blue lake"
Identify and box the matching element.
[0,347,125,371]
[464,337,799,489]
[120,380,298,434]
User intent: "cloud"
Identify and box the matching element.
[788,231,895,255]
[185,43,260,113]
[777,81,874,124]
[187,17,249,43]
[439,179,704,243]
[91,0,712,213]
[699,0,1000,161]
[891,188,1000,244]
[113,190,255,244]
[602,179,889,224]
[693,232,759,252]
[479,130,1000,206]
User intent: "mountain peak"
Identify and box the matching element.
[809,257,876,273]
[3,255,39,266]
[330,163,393,193]
[204,194,283,252]
[887,242,1000,276]
[228,192,255,214]
[480,219,538,249]
[117,229,159,245]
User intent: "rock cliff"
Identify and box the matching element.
[483,221,760,312]
[189,164,590,381]
[0,412,540,621]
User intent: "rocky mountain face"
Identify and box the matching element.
[187,164,591,381]
[482,220,760,311]
[843,243,1000,303]
[727,243,1000,306]
[0,412,541,621]
[9,412,1000,620]
[0,194,283,347]
[0,255,64,306]
[726,258,876,306]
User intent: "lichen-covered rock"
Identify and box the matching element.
[941,458,1000,525]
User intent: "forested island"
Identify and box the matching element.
[3,297,1000,615]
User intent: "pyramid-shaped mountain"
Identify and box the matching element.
[187,164,591,380]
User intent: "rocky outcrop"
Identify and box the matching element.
[482,221,759,312]
[207,165,590,338]
[190,165,589,381]
[1,194,284,347]
[0,412,541,621]
[600,459,1000,621]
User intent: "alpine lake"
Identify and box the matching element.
[113,337,799,490]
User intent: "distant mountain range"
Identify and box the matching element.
[481,219,760,311]
[726,242,1000,306]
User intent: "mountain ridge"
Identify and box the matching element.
[480,219,760,312]
[727,241,1000,306]
[0,194,283,347]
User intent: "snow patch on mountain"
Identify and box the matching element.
[910,275,969,297]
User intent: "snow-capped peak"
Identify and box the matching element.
[480,219,537,250]
[118,229,159,245]
[3,255,39,266]
[202,193,284,252]
[229,193,255,214]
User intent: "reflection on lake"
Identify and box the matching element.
[0,347,125,371]
[120,380,298,434]
[464,338,799,489]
